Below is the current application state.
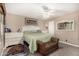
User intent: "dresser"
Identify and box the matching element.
[5,32,23,48]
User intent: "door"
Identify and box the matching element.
[0,13,4,55]
[0,3,5,55]
[48,21,54,35]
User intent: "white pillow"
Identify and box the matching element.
[42,30,48,33]
[22,25,40,32]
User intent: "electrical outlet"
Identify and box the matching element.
[65,40,67,42]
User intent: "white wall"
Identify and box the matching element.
[53,12,79,46]
[5,13,25,32]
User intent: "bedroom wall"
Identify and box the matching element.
[5,13,25,32]
[5,13,47,32]
[53,11,79,46]
[37,20,49,32]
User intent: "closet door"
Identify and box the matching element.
[0,13,4,52]
[0,3,5,54]
[0,14,4,48]
[48,21,54,35]
[0,14,2,46]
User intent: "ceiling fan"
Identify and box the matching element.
[42,5,52,12]
[41,5,65,13]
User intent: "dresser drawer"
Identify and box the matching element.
[5,32,23,47]
[5,32,23,39]
[5,40,21,47]
[5,37,22,41]
[5,38,23,47]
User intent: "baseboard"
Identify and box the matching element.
[59,41,79,48]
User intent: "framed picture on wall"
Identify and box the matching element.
[25,17,37,25]
[56,20,74,31]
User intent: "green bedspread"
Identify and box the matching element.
[23,31,52,53]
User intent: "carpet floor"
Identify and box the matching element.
[1,43,79,56]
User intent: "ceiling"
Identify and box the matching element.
[5,3,79,20]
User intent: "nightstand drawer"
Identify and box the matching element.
[5,32,23,39]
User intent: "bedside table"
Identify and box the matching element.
[5,32,23,48]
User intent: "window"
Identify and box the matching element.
[56,20,74,31]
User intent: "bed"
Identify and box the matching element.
[23,31,52,53]
[4,25,52,54]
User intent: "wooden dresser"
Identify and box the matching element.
[5,32,23,48]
